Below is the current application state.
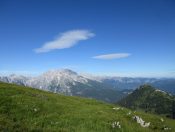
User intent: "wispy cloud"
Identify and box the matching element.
[93,53,131,60]
[34,29,95,53]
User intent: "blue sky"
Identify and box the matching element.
[0,0,175,77]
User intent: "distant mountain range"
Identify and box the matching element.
[118,85,175,119]
[86,76,175,94]
[0,69,175,102]
[0,69,127,103]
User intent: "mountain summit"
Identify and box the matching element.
[26,69,88,95]
[0,69,126,102]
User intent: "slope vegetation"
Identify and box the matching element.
[0,82,175,131]
[118,85,175,118]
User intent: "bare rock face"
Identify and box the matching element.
[133,115,150,127]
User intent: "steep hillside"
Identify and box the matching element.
[118,85,175,118]
[0,82,175,131]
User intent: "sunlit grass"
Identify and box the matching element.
[0,82,174,131]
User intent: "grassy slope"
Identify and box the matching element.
[0,82,175,132]
[118,85,175,118]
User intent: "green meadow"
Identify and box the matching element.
[0,82,175,132]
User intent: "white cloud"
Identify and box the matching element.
[34,29,95,53]
[93,53,131,60]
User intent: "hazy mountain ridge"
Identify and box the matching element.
[85,75,175,94]
[0,69,175,102]
[0,69,126,102]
